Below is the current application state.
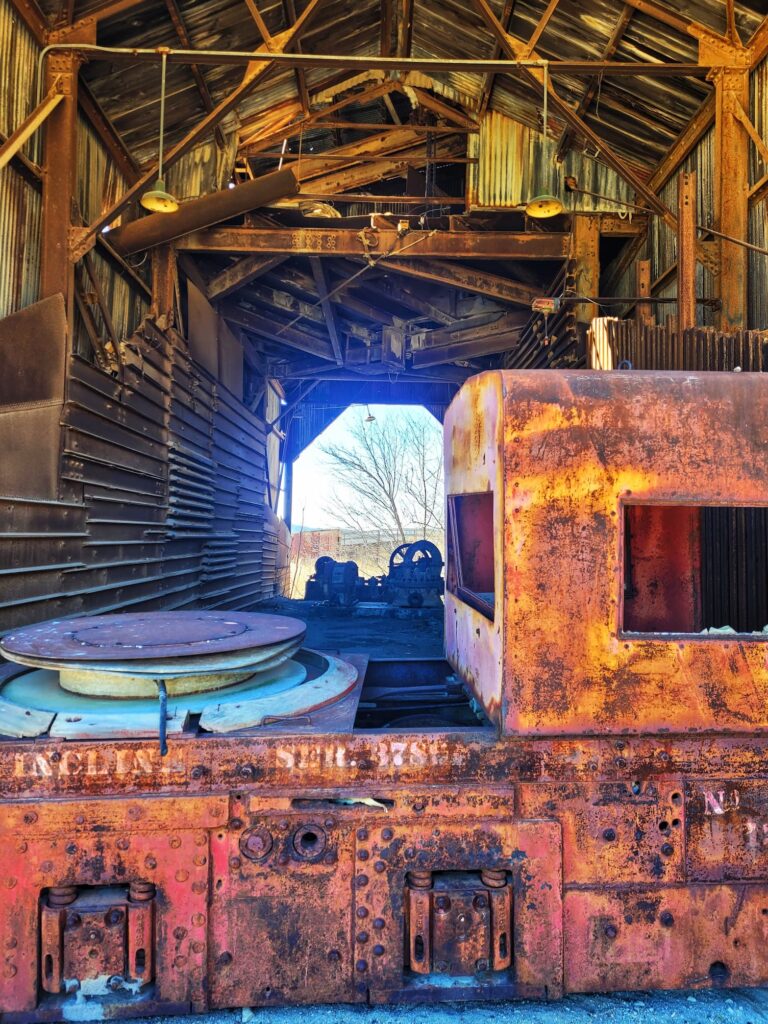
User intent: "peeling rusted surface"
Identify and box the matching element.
[8,368,768,1014]
[445,369,768,736]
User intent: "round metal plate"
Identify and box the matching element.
[0,611,307,663]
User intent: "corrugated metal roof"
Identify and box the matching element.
[69,0,766,176]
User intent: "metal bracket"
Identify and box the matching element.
[69,226,97,263]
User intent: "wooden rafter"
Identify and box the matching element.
[478,0,515,116]
[283,0,311,114]
[394,84,478,130]
[164,0,225,149]
[207,255,288,301]
[0,79,63,174]
[74,0,323,255]
[469,0,672,224]
[521,0,561,58]
[379,258,541,306]
[78,81,139,183]
[621,0,728,42]
[396,0,415,57]
[380,0,393,57]
[240,81,398,154]
[221,302,335,360]
[644,15,768,195]
[555,5,632,162]
[309,258,344,364]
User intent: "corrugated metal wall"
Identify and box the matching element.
[466,109,634,212]
[610,55,768,330]
[0,323,275,631]
[75,114,149,355]
[0,0,41,318]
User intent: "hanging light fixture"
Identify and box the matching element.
[140,52,179,213]
[365,405,376,423]
[525,62,564,220]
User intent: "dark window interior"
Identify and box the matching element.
[623,504,768,635]
[446,492,494,620]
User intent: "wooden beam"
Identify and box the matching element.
[469,0,673,225]
[244,0,275,47]
[240,81,398,153]
[410,310,528,366]
[396,0,415,57]
[394,84,478,131]
[72,0,147,28]
[379,258,541,306]
[0,129,42,188]
[165,0,226,149]
[521,0,561,57]
[220,302,335,360]
[78,79,139,183]
[177,227,570,260]
[555,6,632,162]
[647,93,715,194]
[309,258,344,364]
[207,255,288,301]
[290,137,465,194]
[380,0,393,56]
[282,0,311,114]
[622,0,727,41]
[76,0,323,253]
[0,80,63,173]
[478,0,514,116]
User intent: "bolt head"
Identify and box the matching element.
[604,924,618,939]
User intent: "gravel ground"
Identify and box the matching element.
[133,988,768,1024]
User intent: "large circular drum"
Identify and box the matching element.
[0,610,307,697]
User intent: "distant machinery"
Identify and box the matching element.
[303,540,444,608]
[383,539,444,607]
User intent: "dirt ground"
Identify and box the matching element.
[134,604,763,1024]
[137,986,768,1024]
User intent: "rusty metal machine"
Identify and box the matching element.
[304,542,443,608]
[383,540,443,608]
[3,368,768,1019]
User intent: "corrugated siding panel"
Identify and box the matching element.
[0,326,274,628]
[467,109,633,211]
[166,120,239,200]
[0,0,41,317]
[749,197,767,331]
[749,54,768,190]
[75,114,149,353]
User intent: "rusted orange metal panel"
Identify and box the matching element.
[445,369,768,736]
[6,369,768,1014]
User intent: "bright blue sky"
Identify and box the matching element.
[290,404,440,530]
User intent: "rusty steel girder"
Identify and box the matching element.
[3,369,768,1017]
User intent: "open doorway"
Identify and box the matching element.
[282,403,446,658]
